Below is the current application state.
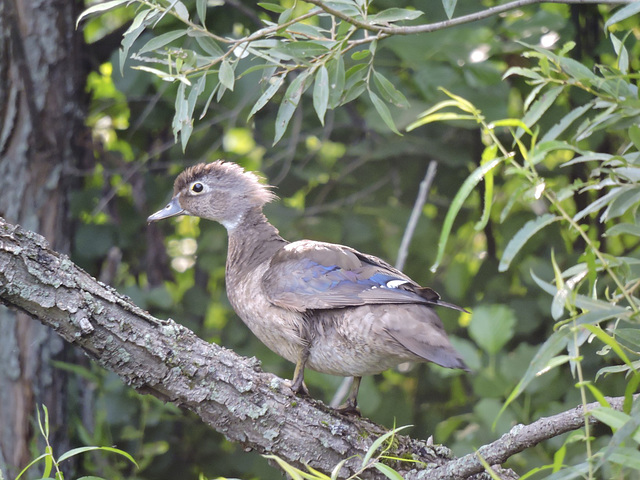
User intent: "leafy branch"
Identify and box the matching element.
[304,0,638,35]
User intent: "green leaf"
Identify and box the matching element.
[14,453,51,480]
[580,382,611,407]
[76,0,130,27]
[500,326,572,414]
[139,30,187,54]
[431,157,502,272]
[274,72,310,145]
[604,3,640,30]
[502,66,544,81]
[540,104,592,143]
[516,85,563,139]
[373,71,409,108]
[609,448,640,471]
[258,2,287,13]
[573,186,623,222]
[196,0,207,23]
[172,1,189,21]
[262,455,315,480]
[369,90,401,135]
[327,56,345,109]
[373,463,405,480]
[330,458,348,480]
[57,446,138,466]
[583,325,636,372]
[219,60,235,91]
[474,144,498,231]
[194,35,224,57]
[442,0,457,19]
[43,446,53,479]
[351,50,370,61]
[361,426,411,468]
[248,75,286,120]
[313,66,329,126]
[408,112,477,128]
[629,125,640,151]
[610,34,629,74]
[369,8,423,24]
[591,407,631,432]
[605,223,640,237]
[499,214,560,272]
[119,10,152,75]
[469,305,516,354]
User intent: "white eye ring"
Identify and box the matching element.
[190,182,206,194]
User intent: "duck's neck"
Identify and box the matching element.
[226,207,287,279]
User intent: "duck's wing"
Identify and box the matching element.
[262,240,465,312]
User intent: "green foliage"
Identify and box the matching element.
[70,1,640,479]
[77,0,435,149]
[263,425,414,480]
[16,405,136,480]
[414,34,640,479]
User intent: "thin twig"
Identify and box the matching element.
[303,0,635,36]
[414,394,639,480]
[396,161,438,271]
[330,161,438,407]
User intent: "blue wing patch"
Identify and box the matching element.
[261,241,463,312]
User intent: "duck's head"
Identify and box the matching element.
[147,161,276,230]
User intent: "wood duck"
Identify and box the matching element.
[148,161,468,413]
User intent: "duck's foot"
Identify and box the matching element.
[289,379,310,397]
[335,402,361,416]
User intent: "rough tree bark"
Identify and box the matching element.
[0,0,89,476]
[0,218,453,479]
[3,217,634,480]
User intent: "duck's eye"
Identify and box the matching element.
[191,182,204,193]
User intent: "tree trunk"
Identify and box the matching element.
[0,0,88,476]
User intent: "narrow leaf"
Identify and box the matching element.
[373,463,405,480]
[258,2,287,13]
[194,36,224,57]
[274,72,310,144]
[369,90,401,135]
[474,144,498,231]
[76,0,130,27]
[313,66,329,126]
[219,60,235,91]
[431,157,502,272]
[248,75,285,120]
[499,214,560,272]
[369,8,423,24]
[361,426,411,468]
[516,85,563,139]
[442,0,457,19]
[139,30,186,54]
[540,104,592,143]
[583,325,636,372]
[604,3,640,30]
[327,56,345,109]
[373,71,409,108]
[196,0,207,23]
[500,326,571,414]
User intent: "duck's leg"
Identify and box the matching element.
[337,376,362,415]
[291,347,310,396]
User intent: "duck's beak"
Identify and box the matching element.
[147,196,185,223]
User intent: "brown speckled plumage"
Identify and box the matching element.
[149,161,468,413]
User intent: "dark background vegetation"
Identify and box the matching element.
[1,0,639,479]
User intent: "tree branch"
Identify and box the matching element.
[1,217,635,479]
[304,0,635,36]
[409,395,638,479]
[396,160,438,272]
[0,217,453,479]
